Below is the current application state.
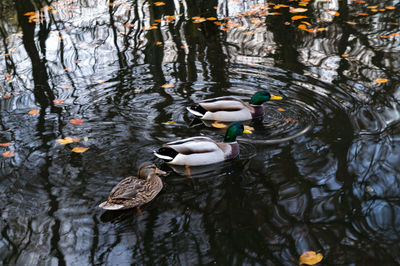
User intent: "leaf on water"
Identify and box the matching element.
[185,165,192,178]
[317,28,326,32]
[380,35,390,38]
[207,17,217,21]
[244,125,255,131]
[57,137,72,145]
[143,26,157,30]
[161,83,174,88]
[0,142,12,146]
[60,84,70,89]
[298,24,307,30]
[346,21,357,25]
[5,74,11,79]
[164,121,175,125]
[366,5,378,9]
[299,251,323,265]
[124,23,135,28]
[386,6,395,10]
[83,137,89,141]
[156,41,163,45]
[4,94,11,99]
[291,15,308,20]
[53,99,64,104]
[29,109,40,115]
[391,33,399,36]
[284,117,298,123]
[341,53,349,57]
[273,4,289,9]
[12,33,23,37]
[72,147,89,153]
[97,80,105,84]
[211,121,228,128]
[154,2,165,6]
[2,150,14,158]
[278,107,286,111]
[359,13,369,16]
[70,118,83,125]
[376,78,388,83]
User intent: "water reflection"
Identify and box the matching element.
[1,0,400,264]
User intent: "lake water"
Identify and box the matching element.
[1,0,400,265]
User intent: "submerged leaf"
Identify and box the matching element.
[72,147,89,153]
[28,109,40,115]
[0,142,12,146]
[299,251,323,265]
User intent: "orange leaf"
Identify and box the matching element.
[53,99,64,104]
[211,121,228,128]
[154,2,165,6]
[156,41,163,45]
[317,28,326,32]
[284,117,298,123]
[326,10,340,16]
[298,24,307,30]
[29,109,40,115]
[386,6,395,10]
[341,54,349,57]
[72,147,89,153]
[346,21,357,25]
[24,11,36,16]
[5,73,11,79]
[278,108,286,112]
[60,84,70,89]
[359,13,369,16]
[207,17,217,21]
[161,83,174,88]
[291,15,308,20]
[70,118,83,125]
[366,5,378,9]
[299,251,323,265]
[2,150,14,158]
[4,94,11,99]
[391,33,399,36]
[0,142,12,146]
[290,7,307,13]
[376,78,388,83]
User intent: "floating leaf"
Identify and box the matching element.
[391,33,399,36]
[244,125,255,131]
[29,109,40,115]
[290,7,307,13]
[207,17,217,21]
[154,2,165,6]
[284,117,298,123]
[278,107,286,112]
[298,24,307,30]
[24,11,36,16]
[366,5,378,9]
[164,121,175,125]
[161,83,174,88]
[70,118,83,125]
[57,137,74,145]
[359,13,369,16]
[4,94,11,99]
[291,15,308,20]
[386,6,395,10]
[211,121,228,128]
[5,73,11,79]
[299,251,323,265]
[326,10,340,16]
[2,150,14,158]
[341,54,349,57]
[346,21,357,25]
[376,78,388,83]
[72,147,89,153]
[53,99,64,104]
[0,142,12,146]
[156,41,163,45]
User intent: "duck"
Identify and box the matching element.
[186,91,282,122]
[99,162,166,210]
[154,122,251,166]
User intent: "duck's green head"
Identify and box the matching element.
[250,91,282,105]
[224,122,252,143]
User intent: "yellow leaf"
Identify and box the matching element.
[290,7,307,13]
[346,21,357,25]
[164,121,175,125]
[386,6,395,10]
[291,15,308,20]
[244,125,254,131]
[341,53,349,57]
[29,109,40,115]
[161,83,174,88]
[366,5,378,9]
[211,121,228,128]
[376,78,388,83]
[2,150,14,158]
[299,251,323,265]
[57,137,74,145]
[326,10,340,16]
[317,27,326,32]
[72,147,89,153]
[156,41,163,45]
[278,108,286,112]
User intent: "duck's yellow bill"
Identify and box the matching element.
[270,95,283,100]
[155,168,167,175]
[243,129,253,134]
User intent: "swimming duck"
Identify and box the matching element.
[99,162,166,210]
[154,122,251,166]
[187,91,282,121]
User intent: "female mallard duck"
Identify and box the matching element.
[99,162,166,210]
[154,122,251,166]
[187,91,282,121]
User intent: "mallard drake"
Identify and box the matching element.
[154,122,251,166]
[187,91,282,121]
[99,162,166,210]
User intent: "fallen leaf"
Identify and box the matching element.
[291,15,308,20]
[0,142,12,146]
[164,121,175,125]
[244,125,255,131]
[284,117,298,123]
[24,11,36,16]
[341,53,349,57]
[154,2,165,6]
[29,109,40,115]
[57,137,73,145]
[72,147,89,153]
[366,5,378,9]
[391,33,399,36]
[207,17,217,21]
[346,21,357,25]
[375,78,388,83]
[2,150,14,158]
[83,137,89,141]
[70,118,83,125]
[156,41,163,45]
[185,165,192,178]
[290,7,307,13]
[326,10,340,16]
[298,24,307,30]
[299,251,323,265]
[211,121,228,128]
[278,107,286,111]
[4,94,11,99]
[359,13,369,16]
[386,6,395,10]
[5,73,11,79]
[53,99,64,104]
[161,83,174,88]
[60,84,70,89]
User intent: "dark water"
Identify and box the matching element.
[1,0,400,265]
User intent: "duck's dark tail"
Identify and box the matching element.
[154,147,178,162]
[186,104,207,117]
